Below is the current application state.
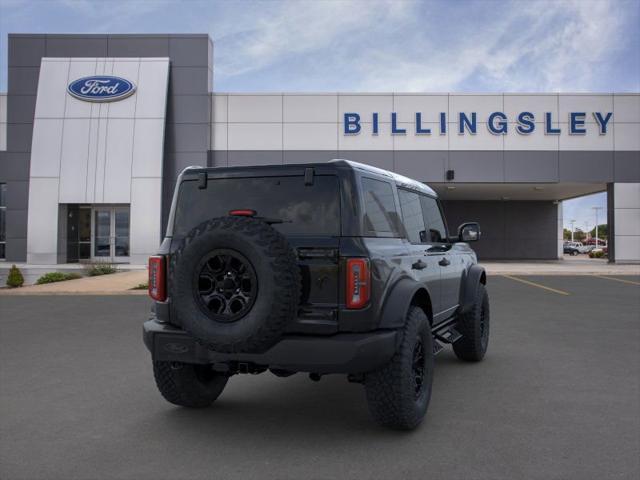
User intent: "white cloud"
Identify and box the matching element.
[213,0,412,79]
[1,0,635,92]
[213,0,636,92]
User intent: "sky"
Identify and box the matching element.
[563,191,607,233]
[0,0,638,227]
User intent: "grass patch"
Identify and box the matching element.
[132,282,148,290]
[36,272,82,285]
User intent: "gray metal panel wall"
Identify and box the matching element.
[441,200,559,260]
[2,34,212,260]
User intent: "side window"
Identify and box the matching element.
[398,189,426,244]
[361,177,399,234]
[420,195,448,243]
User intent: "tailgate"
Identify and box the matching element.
[287,237,340,335]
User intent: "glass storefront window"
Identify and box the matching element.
[94,210,111,257]
[91,207,130,260]
[114,210,130,257]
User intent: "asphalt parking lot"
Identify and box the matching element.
[1,275,639,480]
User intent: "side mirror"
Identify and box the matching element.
[458,222,481,242]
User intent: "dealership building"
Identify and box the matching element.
[0,33,638,265]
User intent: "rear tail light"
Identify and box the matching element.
[148,255,166,302]
[346,258,370,309]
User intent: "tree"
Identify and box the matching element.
[589,224,607,239]
[573,228,586,242]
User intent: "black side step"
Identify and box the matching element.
[432,318,462,354]
[434,327,462,345]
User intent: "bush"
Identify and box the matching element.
[84,262,118,276]
[6,265,25,288]
[36,272,82,285]
[589,250,606,259]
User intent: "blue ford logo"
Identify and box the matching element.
[67,76,136,102]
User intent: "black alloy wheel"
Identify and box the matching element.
[412,336,426,399]
[194,249,257,322]
[479,297,489,351]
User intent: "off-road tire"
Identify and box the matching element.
[171,216,300,354]
[453,283,490,362]
[153,361,228,408]
[364,306,434,430]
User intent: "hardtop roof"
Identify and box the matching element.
[181,159,437,197]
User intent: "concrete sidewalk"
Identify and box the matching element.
[0,262,146,286]
[479,255,640,275]
[0,270,148,295]
[482,257,640,276]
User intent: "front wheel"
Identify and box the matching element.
[153,361,228,408]
[364,306,434,430]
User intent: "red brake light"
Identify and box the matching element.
[229,209,256,217]
[148,256,166,302]
[346,258,370,309]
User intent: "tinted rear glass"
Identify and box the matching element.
[173,175,340,237]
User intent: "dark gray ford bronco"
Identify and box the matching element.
[143,160,489,430]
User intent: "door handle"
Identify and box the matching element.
[412,260,427,270]
[438,257,451,267]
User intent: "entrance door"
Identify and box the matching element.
[92,206,130,263]
[66,205,92,262]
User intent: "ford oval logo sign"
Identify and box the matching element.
[67,76,136,102]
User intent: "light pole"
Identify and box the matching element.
[570,219,576,242]
[592,206,603,247]
[584,221,590,242]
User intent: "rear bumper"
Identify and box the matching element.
[143,318,398,374]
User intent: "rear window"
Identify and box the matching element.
[172,175,340,237]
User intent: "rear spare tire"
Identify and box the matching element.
[171,216,300,353]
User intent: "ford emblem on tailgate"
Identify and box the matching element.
[163,342,190,354]
[67,76,136,102]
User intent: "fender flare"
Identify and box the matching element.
[459,264,486,314]
[378,277,433,330]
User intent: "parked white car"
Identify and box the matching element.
[564,241,590,253]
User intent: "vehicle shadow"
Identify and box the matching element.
[139,351,464,444]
